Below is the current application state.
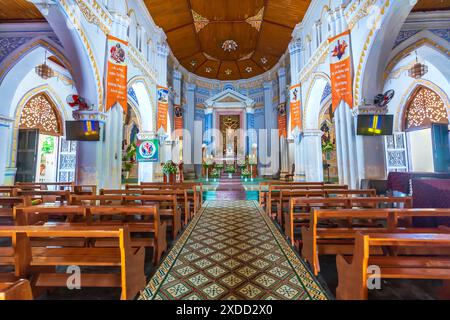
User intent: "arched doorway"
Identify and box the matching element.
[122,104,140,183]
[15,93,76,183]
[319,104,338,183]
[403,86,449,172]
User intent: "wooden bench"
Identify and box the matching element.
[15,182,75,191]
[286,196,413,247]
[127,182,203,215]
[258,182,326,208]
[302,208,450,275]
[0,225,146,300]
[0,197,33,224]
[0,279,33,300]
[70,194,181,240]
[336,232,450,300]
[101,189,190,226]
[16,190,71,205]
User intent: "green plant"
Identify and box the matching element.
[122,142,137,173]
[162,161,178,175]
[225,165,235,174]
[41,137,55,154]
[215,162,224,169]
[210,168,220,179]
[322,141,334,153]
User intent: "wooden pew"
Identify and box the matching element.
[70,194,181,240]
[258,182,326,208]
[86,205,167,264]
[127,182,203,215]
[101,189,190,225]
[0,279,33,300]
[0,197,33,225]
[286,196,413,247]
[0,187,18,197]
[276,190,325,223]
[336,232,450,300]
[15,189,71,205]
[302,208,450,276]
[15,182,74,191]
[0,225,146,300]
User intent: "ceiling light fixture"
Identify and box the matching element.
[408,51,428,79]
[35,50,54,80]
[222,40,238,52]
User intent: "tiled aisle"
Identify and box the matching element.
[140,201,329,300]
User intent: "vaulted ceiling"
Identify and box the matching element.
[0,0,43,21]
[145,0,311,80]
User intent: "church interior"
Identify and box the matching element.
[0,0,449,302]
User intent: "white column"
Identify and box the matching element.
[303,130,324,182]
[278,68,289,177]
[76,13,129,189]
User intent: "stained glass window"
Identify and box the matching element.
[405,87,448,131]
[19,94,61,136]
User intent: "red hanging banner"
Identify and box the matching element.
[106,35,128,112]
[329,30,354,113]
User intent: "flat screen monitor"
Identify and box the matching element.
[357,115,394,136]
[65,120,100,141]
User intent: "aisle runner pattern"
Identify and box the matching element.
[140,201,328,300]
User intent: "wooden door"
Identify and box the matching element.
[16,129,39,182]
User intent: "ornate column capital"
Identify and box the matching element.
[72,110,108,123]
[157,42,169,57]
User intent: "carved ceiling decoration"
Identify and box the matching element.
[0,0,43,21]
[144,0,311,80]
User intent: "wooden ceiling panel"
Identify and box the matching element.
[237,59,264,79]
[145,0,312,79]
[195,60,222,79]
[413,0,450,11]
[143,0,193,32]
[257,22,293,56]
[165,24,199,59]
[0,0,43,21]
[252,51,279,71]
[218,61,241,81]
[264,0,311,29]
[190,0,264,20]
[180,52,207,73]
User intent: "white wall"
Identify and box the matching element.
[408,128,434,172]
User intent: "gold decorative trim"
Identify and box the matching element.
[246,7,265,31]
[74,0,112,34]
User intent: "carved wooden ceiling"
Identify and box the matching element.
[0,0,43,21]
[144,0,311,80]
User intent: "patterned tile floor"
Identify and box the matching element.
[140,200,329,300]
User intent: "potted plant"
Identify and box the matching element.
[225,164,235,179]
[162,160,178,184]
[122,142,136,180]
[322,141,334,160]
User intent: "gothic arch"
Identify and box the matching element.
[396,81,450,133]
[10,85,69,168]
[303,72,331,130]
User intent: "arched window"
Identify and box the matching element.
[19,93,62,136]
[404,86,448,131]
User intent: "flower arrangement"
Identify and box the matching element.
[210,168,220,179]
[162,161,178,175]
[215,162,224,170]
[241,168,251,178]
[237,157,246,169]
[225,165,236,174]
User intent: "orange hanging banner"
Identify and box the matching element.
[106,35,128,112]
[156,86,169,135]
[277,103,287,138]
[290,84,302,133]
[329,30,353,113]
